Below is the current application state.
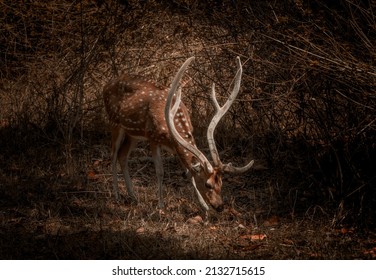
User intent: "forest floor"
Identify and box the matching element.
[1,141,375,260]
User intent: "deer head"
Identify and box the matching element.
[164,56,254,212]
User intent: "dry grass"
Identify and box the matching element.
[0,140,375,259]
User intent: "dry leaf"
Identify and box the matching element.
[339,227,354,235]
[263,215,280,226]
[240,234,267,241]
[187,215,203,224]
[282,239,295,246]
[136,227,145,235]
[87,170,97,180]
[252,234,267,241]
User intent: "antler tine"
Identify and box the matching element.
[222,160,254,173]
[207,56,254,173]
[165,57,214,173]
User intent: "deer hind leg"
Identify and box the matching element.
[151,144,164,209]
[117,135,138,202]
[111,126,125,200]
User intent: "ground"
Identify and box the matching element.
[0,142,375,260]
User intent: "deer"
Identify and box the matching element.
[103,56,254,214]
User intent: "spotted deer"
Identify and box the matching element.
[103,57,254,213]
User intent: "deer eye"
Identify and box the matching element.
[191,163,201,173]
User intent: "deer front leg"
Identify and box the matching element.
[151,144,165,209]
[117,136,138,203]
